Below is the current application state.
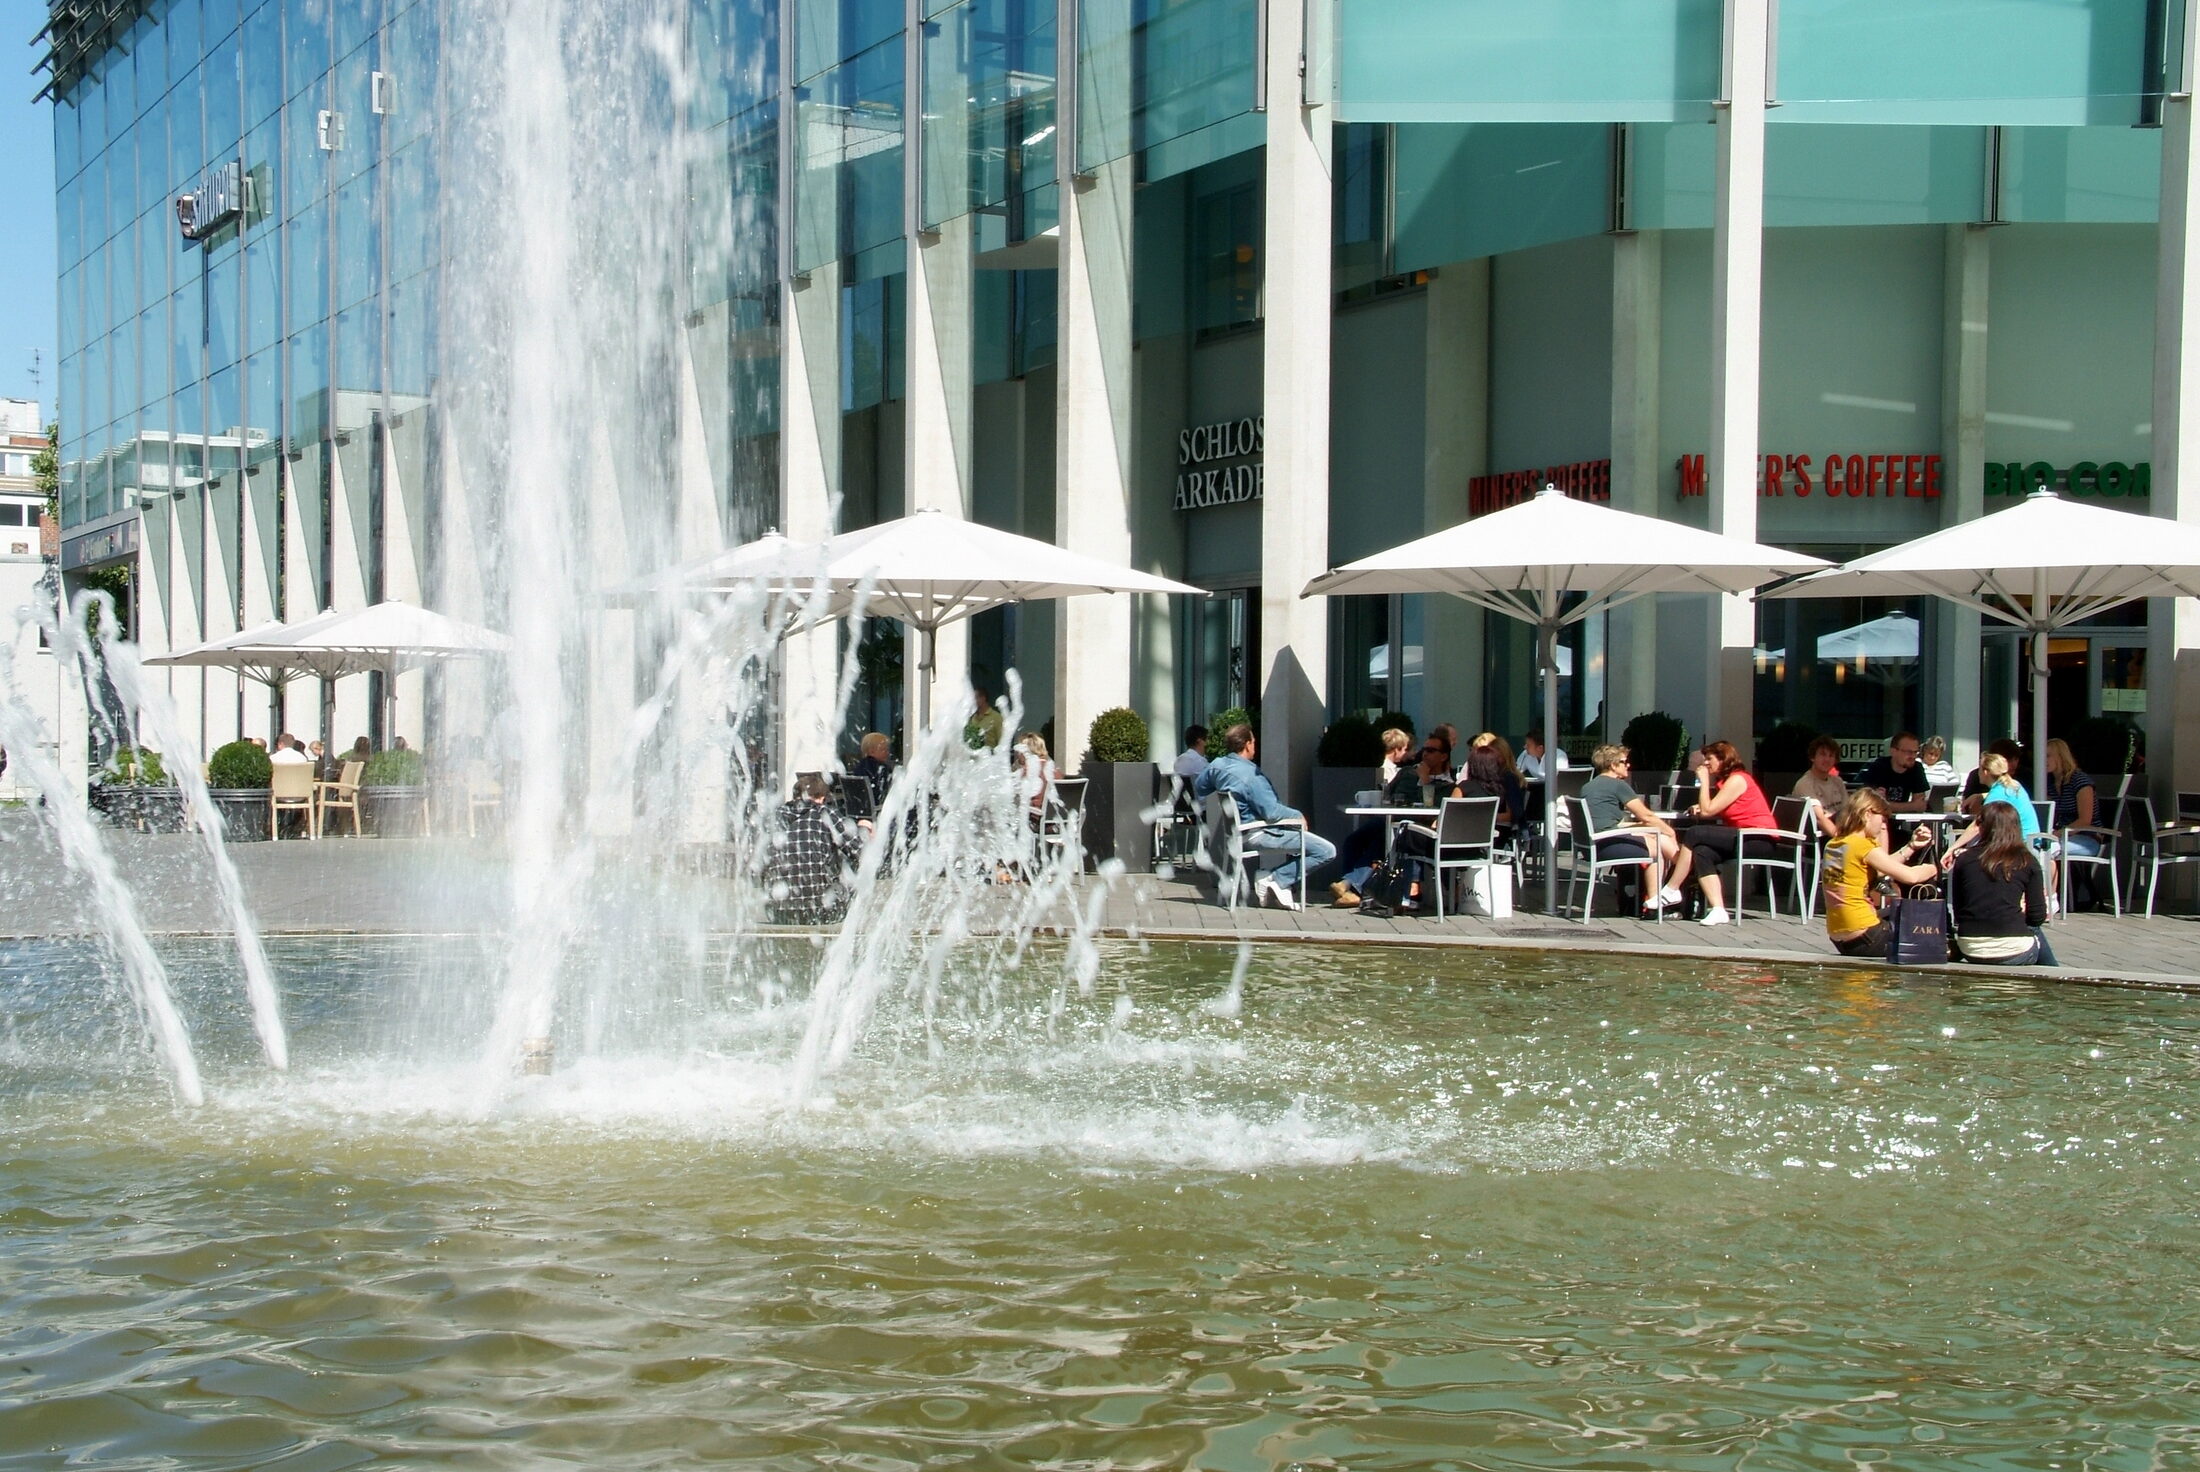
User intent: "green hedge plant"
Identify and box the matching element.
[1620,710,1689,776]
[1086,707,1151,764]
[102,745,168,786]
[362,749,426,787]
[1754,720,1819,775]
[206,740,272,789]
[1315,712,1385,766]
[1202,707,1254,759]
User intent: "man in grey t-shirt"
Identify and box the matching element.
[1579,743,1694,912]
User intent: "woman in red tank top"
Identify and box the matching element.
[1680,739,1779,925]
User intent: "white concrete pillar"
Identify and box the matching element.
[1936,223,1989,769]
[1423,257,1489,730]
[1258,0,1333,806]
[1609,229,1663,731]
[2152,0,2200,810]
[782,262,844,774]
[1055,153,1138,770]
[1706,0,1769,755]
[904,214,976,730]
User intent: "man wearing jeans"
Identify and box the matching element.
[1194,724,1337,909]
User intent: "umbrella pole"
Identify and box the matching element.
[919,623,936,733]
[1542,620,1560,919]
[2031,567,2050,803]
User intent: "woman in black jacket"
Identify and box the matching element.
[1945,800,2059,966]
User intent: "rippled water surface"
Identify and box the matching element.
[4,937,2198,1470]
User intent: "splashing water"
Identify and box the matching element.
[0,600,203,1104]
[91,612,288,1071]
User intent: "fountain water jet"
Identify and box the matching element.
[0,602,203,1104]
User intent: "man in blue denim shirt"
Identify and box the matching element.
[1193,724,1337,909]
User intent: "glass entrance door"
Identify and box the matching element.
[1179,588,1257,727]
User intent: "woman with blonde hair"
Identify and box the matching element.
[1821,790,1939,957]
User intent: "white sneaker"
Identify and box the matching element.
[1258,877,1303,911]
[1655,886,1684,908]
[1698,906,1731,926]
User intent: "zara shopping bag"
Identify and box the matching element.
[1885,884,1950,965]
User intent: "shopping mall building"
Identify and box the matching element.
[35,0,2200,802]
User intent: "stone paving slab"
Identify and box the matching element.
[4,810,2196,990]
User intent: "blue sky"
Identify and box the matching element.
[4,0,57,416]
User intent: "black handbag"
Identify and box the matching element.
[1885,882,1950,965]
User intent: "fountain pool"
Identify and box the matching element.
[4,936,2196,1469]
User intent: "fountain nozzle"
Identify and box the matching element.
[521,1037,555,1076]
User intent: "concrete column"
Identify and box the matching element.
[1706,0,1769,755]
[1422,258,1489,729]
[1055,153,1137,770]
[782,262,844,775]
[1936,223,1989,769]
[1609,230,1663,731]
[2152,0,2200,811]
[1258,0,1333,806]
[904,214,976,729]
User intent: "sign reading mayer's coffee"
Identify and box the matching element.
[1173,416,1264,511]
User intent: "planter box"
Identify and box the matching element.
[1311,766,1382,844]
[136,786,188,834]
[362,785,431,837]
[205,788,272,842]
[1079,761,1159,873]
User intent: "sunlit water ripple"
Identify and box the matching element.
[4,936,2198,1470]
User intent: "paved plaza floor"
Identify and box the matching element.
[4,809,2197,989]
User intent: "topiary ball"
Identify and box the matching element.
[1087,707,1151,764]
[207,740,272,790]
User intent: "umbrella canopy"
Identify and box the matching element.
[1814,610,1920,664]
[645,511,1202,726]
[1305,487,1831,916]
[1763,490,2200,795]
[145,620,308,688]
[258,601,512,681]
[603,531,832,611]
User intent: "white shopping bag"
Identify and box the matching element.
[1465,864,1514,918]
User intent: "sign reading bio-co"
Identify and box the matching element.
[1174,416,1264,512]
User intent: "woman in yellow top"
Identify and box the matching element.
[1822,790,1940,957]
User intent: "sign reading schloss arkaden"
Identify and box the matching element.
[1174,416,1264,511]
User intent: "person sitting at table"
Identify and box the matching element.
[1920,735,1959,788]
[766,773,870,924]
[1172,724,1211,781]
[1333,738,1459,908]
[1012,732,1056,817]
[2043,737,2103,863]
[1856,731,1931,815]
[1197,724,1337,911]
[1377,726,1413,786]
[1680,739,1782,927]
[348,735,373,766]
[270,733,311,767]
[852,731,896,799]
[1944,800,2059,966]
[1469,732,1529,825]
[1581,743,1693,916]
[1791,735,1848,838]
[308,739,339,782]
[1820,790,1940,958]
[1959,738,2026,818]
[1518,731,1570,782]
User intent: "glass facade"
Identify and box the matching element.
[39,0,2191,772]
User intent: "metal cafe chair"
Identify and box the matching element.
[1561,795,1662,924]
[1425,795,1501,921]
[1732,797,1814,923]
[1199,792,1306,909]
[2123,794,2200,917]
[1040,777,1087,873]
[2059,795,2125,917]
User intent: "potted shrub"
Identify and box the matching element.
[2068,714,2141,786]
[205,740,273,841]
[1620,710,1689,787]
[98,745,179,832]
[1202,706,1254,759]
[1311,712,1386,843]
[1754,720,1818,799]
[360,748,429,836]
[1079,706,1157,872]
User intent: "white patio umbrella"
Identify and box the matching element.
[653,511,1202,728]
[1814,610,1920,665]
[1305,485,1830,915]
[153,601,511,739]
[1762,489,2200,798]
